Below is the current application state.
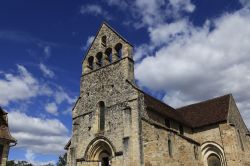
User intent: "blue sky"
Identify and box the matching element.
[1,0,250,165]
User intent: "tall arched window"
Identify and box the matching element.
[99,101,105,131]
[96,52,103,67]
[168,139,173,158]
[115,43,122,59]
[88,56,94,69]
[105,48,112,62]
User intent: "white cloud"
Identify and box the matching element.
[80,4,112,20]
[39,63,55,78]
[45,102,58,115]
[54,88,76,105]
[83,36,95,50]
[25,149,55,166]
[104,0,195,28]
[135,9,250,128]
[43,46,51,58]
[8,111,69,155]
[0,65,43,106]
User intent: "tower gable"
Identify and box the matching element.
[82,22,133,75]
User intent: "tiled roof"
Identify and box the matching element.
[144,93,231,128]
[176,94,231,128]
[0,107,17,142]
[144,94,189,126]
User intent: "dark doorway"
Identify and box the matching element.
[207,154,221,166]
[101,157,109,166]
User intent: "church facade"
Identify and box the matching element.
[65,23,250,166]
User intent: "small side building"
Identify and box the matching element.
[0,107,17,166]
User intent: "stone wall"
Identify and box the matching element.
[0,140,10,166]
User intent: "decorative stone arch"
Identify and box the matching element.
[201,142,227,166]
[84,136,116,162]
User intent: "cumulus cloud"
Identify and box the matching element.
[45,102,58,115]
[135,9,250,128]
[80,4,112,20]
[0,65,49,106]
[104,0,195,28]
[25,150,55,166]
[39,63,55,78]
[8,111,69,154]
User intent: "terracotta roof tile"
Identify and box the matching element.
[176,94,231,128]
[144,93,231,128]
[144,94,189,125]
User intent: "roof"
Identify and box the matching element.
[144,94,189,125]
[0,107,17,143]
[0,107,7,115]
[176,94,231,128]
[64,139,71,150]
[143,91,231,128]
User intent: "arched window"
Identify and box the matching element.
[96,52,103,67]
[105,48,112,62]
[99,101,105,131]
[207,154,221,166]
[88,56,94,69]
[168,139,173,157]
[101,36,107,46]
[115,43,122,59]
[194,145,199,160]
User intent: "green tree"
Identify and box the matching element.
[6,160,33,166]
[56,153,67,166]
[6,160,15,166]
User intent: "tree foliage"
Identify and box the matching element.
[56,153,67,166]
[7,160,33,166]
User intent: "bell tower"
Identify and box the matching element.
[81,22,134,85]
[67,23,143,166]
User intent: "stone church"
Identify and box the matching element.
[0,107,16,166]
[65,23,250,166]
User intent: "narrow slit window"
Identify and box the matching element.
[101,36,107,46]
[194,145,198,160]
[168,139,173,157]
[99,101,105,131]
[237,129,244,151]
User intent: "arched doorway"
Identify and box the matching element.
[84,137,115,166]
[201,142,226,166]
[207,154,221,166]
[99,151,110,166]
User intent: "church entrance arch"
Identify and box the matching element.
[201,142,226,166]
[84,137,115,166]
